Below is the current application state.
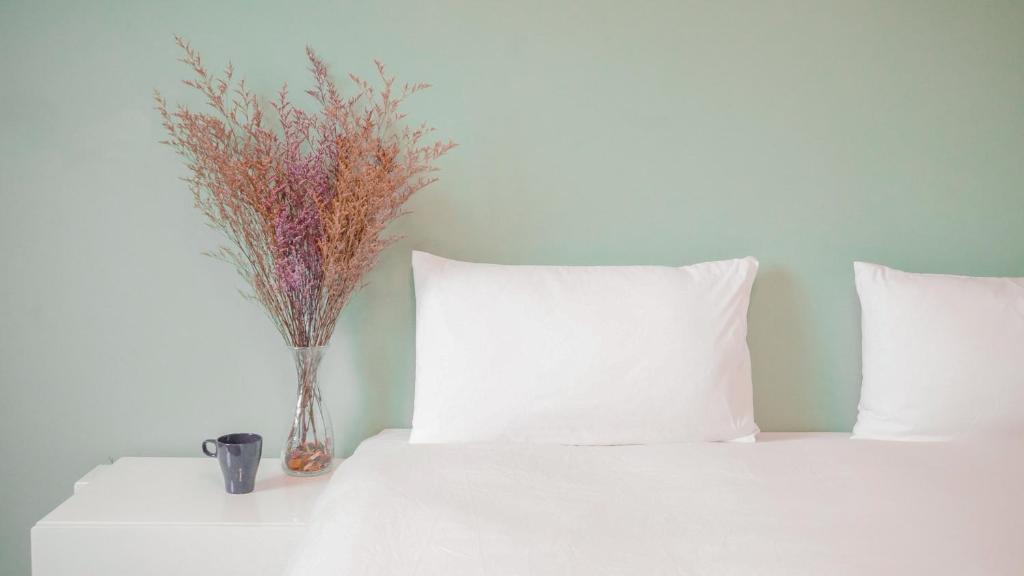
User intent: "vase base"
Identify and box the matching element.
[281,462,334,477]
[282,443,333,476]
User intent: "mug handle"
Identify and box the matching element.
[202,439,218,457]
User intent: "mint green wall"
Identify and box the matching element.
[2,1,1023,573]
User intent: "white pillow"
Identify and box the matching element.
[852,262,1024,441]
[410,251,760,445]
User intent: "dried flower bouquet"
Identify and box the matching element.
[156,38,453,474]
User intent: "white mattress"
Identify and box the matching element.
[288,430,1024,575]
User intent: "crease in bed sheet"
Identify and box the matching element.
[287,429,1024,576]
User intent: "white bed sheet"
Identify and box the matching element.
[288,430,1024,575]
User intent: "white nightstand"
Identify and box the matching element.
[31,457,335,576]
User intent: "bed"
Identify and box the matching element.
[287,430,1024,575]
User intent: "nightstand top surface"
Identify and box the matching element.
[37,457,336,526]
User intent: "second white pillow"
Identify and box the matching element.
[853,262,1024,441]
[410,251,760,445]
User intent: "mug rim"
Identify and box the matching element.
[217,432,262,445]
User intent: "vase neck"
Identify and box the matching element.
[292,346,326,392]
[291,345,327,364]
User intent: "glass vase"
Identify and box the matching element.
[282,346,334,476]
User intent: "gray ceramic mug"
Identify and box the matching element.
[202,433,262,494]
